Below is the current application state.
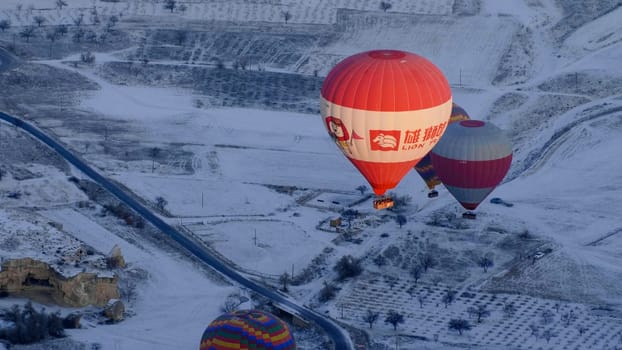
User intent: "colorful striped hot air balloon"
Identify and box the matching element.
[430,120,512,218]
[414,103,471,198]
[199,309,296,350]
[320,49,452,209]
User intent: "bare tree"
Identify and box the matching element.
[542,328,556,343]
[417,292,427,308]
[279,272,290,292]
[80,51,95,64]
[448,319,471,335]
[19,26,36,42]
[410,265,422,286]
[281,10,292,24]
[529,323,540,339]
[341,209,358,229]
[33,15,46,27]
[431,275,442,286]
[84,29,97,43]
[45,29,59,57]
[178,4,188,13]
[356,185,368,195]
[155,196,168,212]
[73,14,84,27]
[90,10,100,25]
[56,0,68,10]
[478,256,493,272]
[389,192,411,212]
[441,289,457,308]
[396,214,407,228]
[318,281,336,302]
[518,229,531,240]
[334,255,362,281]
[553,302,561,313]
[541,309,555,324]
[150,147,161,172]
[119,279,137,302]
[46,29,59,43]
[0,19,10,32]
[467,304,491,323]
[175,30,188,45]
[109,15,119,26]
[380,1,392,12]
[362,309,379,329]
[561,310,577,327]
[384,275,398,290]
[164,0,176,13]
[372,254,386,267]
[72,28,85,43]
[419,252,437,272]
[502,302,517,318]
[105,15,119,32]
[55,24,68,36]
[220,297,239,313]
[384,310,405,331]
[577,325,588,336]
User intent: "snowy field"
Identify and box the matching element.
[1,0,622,349]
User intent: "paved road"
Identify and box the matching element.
[0,111,353,350]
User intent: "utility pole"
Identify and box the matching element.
[201,192,204,208]
[254,229,257,246]
[574,72,578,91]
[459,68,462,87]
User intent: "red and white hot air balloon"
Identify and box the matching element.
[413,102,471,198]
[430,120,513,218]
[320,49,452,209]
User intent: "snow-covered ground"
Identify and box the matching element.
[1,0,622,349]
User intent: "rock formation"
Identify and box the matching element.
[107,244,126,269]
[103,299,125,322]
[0,258,119,307]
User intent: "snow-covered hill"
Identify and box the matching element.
[1,0,622,349]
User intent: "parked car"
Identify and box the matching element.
[490,197,514,207]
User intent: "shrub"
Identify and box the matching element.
[0,302,66,344]
[81,51,95,64]
[334,255,362,281]
[318,281,336,302]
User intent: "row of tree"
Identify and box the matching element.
[361,308,472,335]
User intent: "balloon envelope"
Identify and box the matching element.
[200,309,296,350]
[430,120,512,210]
[414,103,470,190]
[320,49,452,195]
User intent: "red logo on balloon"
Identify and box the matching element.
[370,130,400,151]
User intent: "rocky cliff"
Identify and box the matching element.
[0,258,119,307]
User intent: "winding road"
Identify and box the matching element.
[0,111,353,350]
